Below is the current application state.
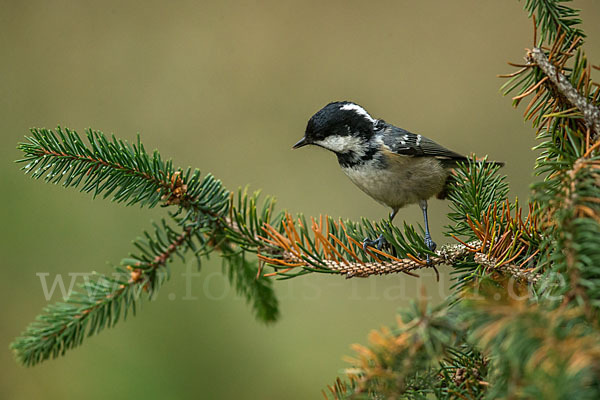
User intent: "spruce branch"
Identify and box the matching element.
[524,0,584,46]
[473,253,541,284]
[11,220,196,366]
[19,127,191,208]
[12,127,280,366]
[462,286,600,399]
[526,47,600,140]
[499,4,600,313]
[255,212,438,279]
[446,158,510,241]
[220,245,280,323]
[261,230,472,279]
[541,155,600,313]
[325,292,468,399]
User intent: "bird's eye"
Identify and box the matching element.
[375,120,385,131]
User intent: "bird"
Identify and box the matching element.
[292,101,503,259]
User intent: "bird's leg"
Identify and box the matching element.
[387,209,399,257]
[419,200,437,263]
[362,209,398,252]
[389,208,399,222]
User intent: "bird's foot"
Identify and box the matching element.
[362,234,387,251]
[424,235,437,252]
[423,234,437,264]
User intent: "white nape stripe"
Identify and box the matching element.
[340,103,375,123]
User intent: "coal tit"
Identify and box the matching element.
[293,101,503,255]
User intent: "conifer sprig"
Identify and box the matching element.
[20,127,174,207]
[500,1,600,311]
[325,293,467,399]
[526,47,600,138]
[446,158,509,241]
[524,0,584,46]
[463,287,600,399]
[13,127,279,366]
[11,221,195,366]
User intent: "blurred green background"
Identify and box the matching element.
[1,1,599,398]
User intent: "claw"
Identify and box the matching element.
[424,235,437,252]
[362,234,387,251]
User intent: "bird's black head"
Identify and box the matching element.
[293,101,377,154]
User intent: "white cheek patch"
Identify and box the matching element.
[340,103,375,123]
[314,135,365,156]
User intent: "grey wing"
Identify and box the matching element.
[382,125,466,166]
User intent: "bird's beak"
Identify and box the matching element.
[292,137,309,149]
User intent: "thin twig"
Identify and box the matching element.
[473,253,541,284]
[275,242,474,278]
[527,47,600,141]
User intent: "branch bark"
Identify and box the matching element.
[527,47,600,141]
[274,241,542,283]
